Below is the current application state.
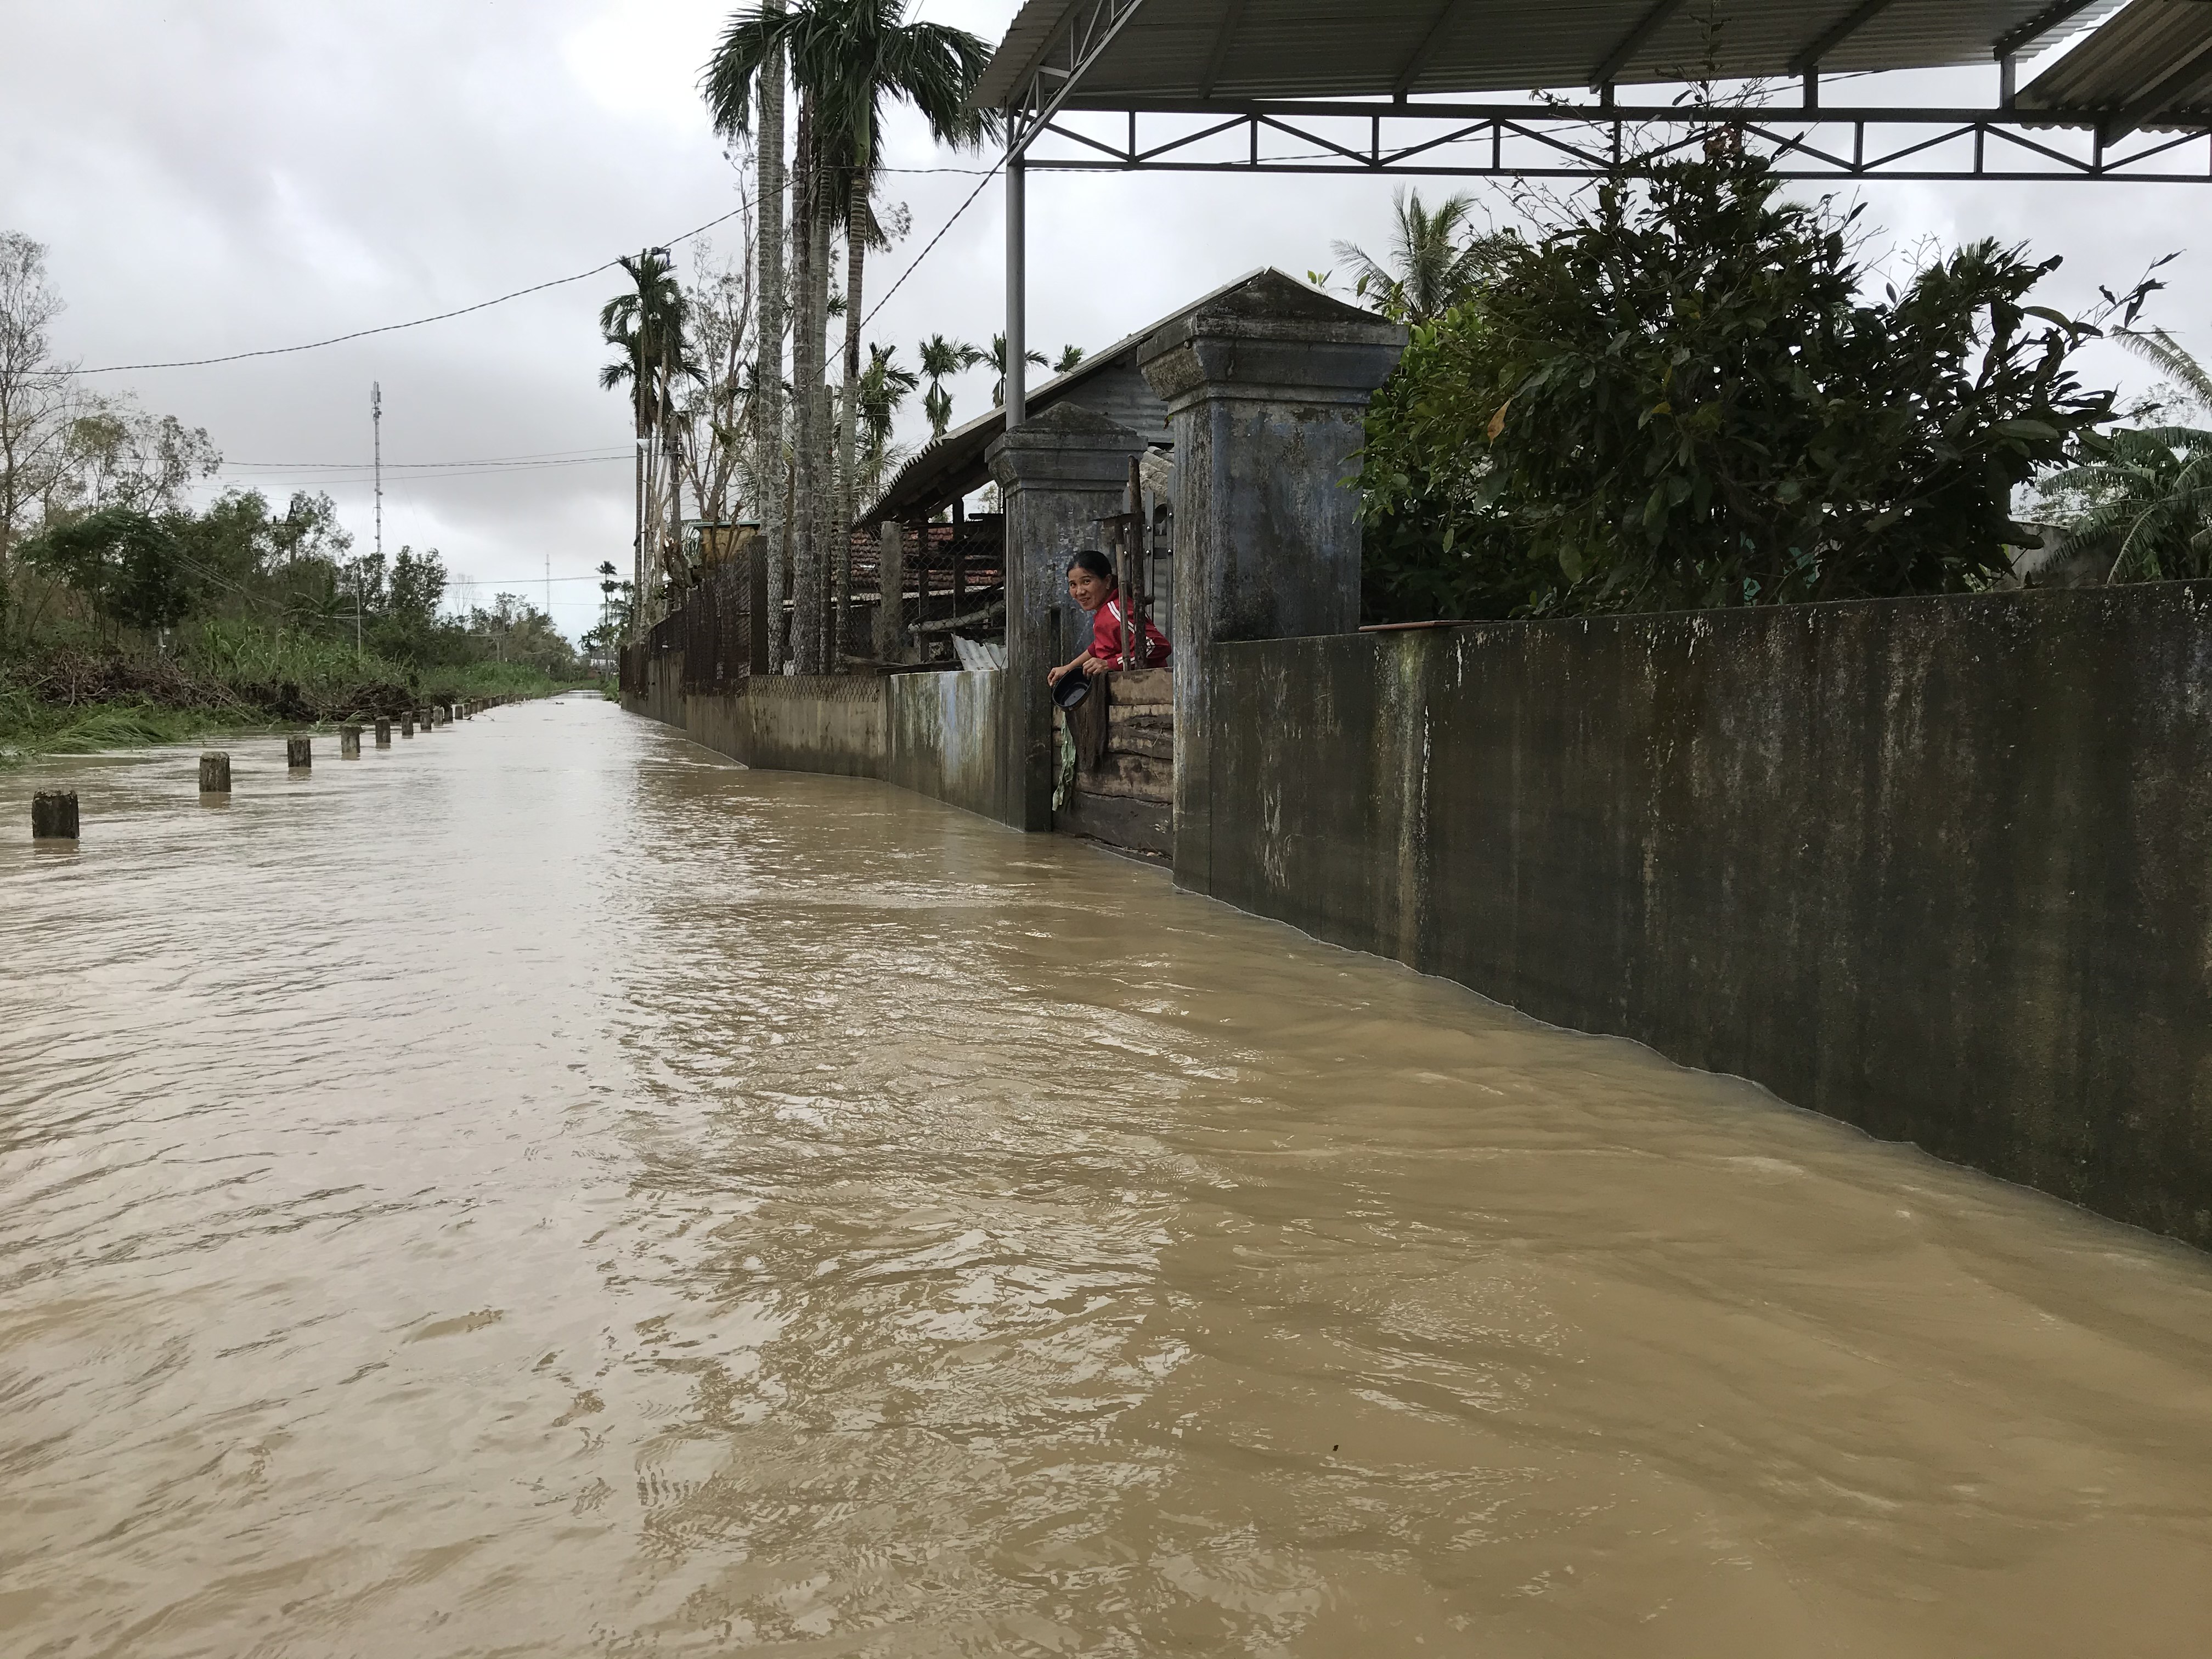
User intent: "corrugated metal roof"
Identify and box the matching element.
[858,266,1294,526]
[973,0,2121,111]
[2018,0,2212,133]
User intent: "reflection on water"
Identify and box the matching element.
[2,695,2208,1657]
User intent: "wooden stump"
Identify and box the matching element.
[286,736,312,770]
[199,752,231,793]
[31,791,78,840]
[340,725,362,758]
[374,718,392,747]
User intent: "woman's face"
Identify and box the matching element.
[1066,567,1113,613]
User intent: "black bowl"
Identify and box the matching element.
[1052,673,1092,711]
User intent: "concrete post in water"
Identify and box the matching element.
[375,718,392,747]
[31,791,78,841]
[287,736,312,770]
[340,725,362,758]
[199,752,231,794]
[1137,272,1406,894]
[986,402,1147,831]
[400,712,415,738]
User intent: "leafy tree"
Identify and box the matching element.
[1358,148,2120,622]
[19,507,198,634]
[1053,343,1085,374]
[0,232,72,577]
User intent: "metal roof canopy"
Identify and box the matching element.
[977,1,2212,182]
[972,1,2212,466]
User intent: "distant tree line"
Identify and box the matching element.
[0,230,583,684]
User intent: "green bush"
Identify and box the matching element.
[1358,146,2121,622]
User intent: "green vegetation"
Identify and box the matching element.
[0,232,590,765]
[2034,327,2212,584]
[1347,146,2162,624]
[703,0,996,672]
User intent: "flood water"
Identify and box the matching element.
[2,694,2209,1657]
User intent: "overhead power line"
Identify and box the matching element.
[75,159,1018,376]
[223,444,629,469]
[74,198,759,374]
[864,158,1003,328]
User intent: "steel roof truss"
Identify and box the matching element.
[1024,99,2212,181]
[1007,0,1153,156]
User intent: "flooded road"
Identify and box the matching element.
[3,693,2209,1657]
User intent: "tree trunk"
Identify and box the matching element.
[790,93,820,674]
[630,434,644,639]
[808,202,833,672]
[755,9,787,673]
[836,163,866,663]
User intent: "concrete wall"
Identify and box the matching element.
[623,653,885,780]
[739,677,885,777]
[1205,583,2212,1249]
[624,652,1009,823]
[888,668,1005,821]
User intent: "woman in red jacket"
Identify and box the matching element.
[1046,549,1170,691]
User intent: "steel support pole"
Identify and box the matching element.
[1006,151,1028,430]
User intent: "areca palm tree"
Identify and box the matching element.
[705,0,994,672]
[988,333,1047,408]
[1331,189,1510,324]
[701,1,787,668]
[917,332,983,439]
[857,343,918,456]
[599,249,693,626]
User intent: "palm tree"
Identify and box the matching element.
[1330,189,1510,324]
[2037,329,2212,584]
[988,333,1047,408]
[599,250,693,628]
[857,342,918,458]
[702,1,787,668]
[2044,426,2212,583]
[705,0,994,672]
[918,332,983,439]
[1053,344,1085,374]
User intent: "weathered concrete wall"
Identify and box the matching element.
[740,677,885,777]
[1207,583,2212,1249]
[888,668,1005,821]
[622,654,885,779]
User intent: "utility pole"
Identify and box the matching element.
[372,382,383,565]
[364,381,382,659]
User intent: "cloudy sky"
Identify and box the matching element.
[2,2,2202,640]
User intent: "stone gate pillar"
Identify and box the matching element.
[1138,272,1406,893]
[986,402,1148,831]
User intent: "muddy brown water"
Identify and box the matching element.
[2,694,2208,1657]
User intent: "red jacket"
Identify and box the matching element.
[1089,595,1171,667]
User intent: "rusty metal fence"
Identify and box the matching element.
[620,541,766,701]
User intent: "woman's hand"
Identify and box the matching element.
[1046,661,1069,687]
[1081,655,1111,679]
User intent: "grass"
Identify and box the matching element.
[0,629,591,768]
